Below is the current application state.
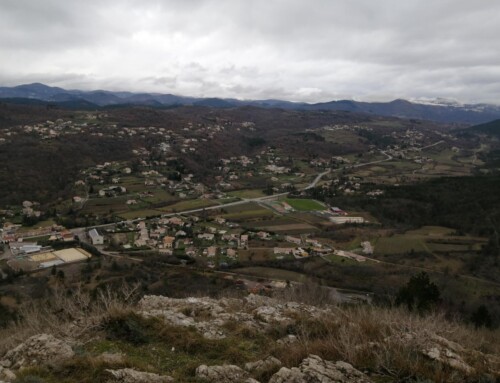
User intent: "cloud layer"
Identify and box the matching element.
[1,0,499,103]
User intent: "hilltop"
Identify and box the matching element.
[0,287,498,383]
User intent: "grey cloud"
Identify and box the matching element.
[0,0,499,103]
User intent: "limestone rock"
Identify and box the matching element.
[2,333,74,370]
[301,355,372,382]
[106,368,174,383]
[245,356,282,373]
[276,334,298,346]
[253,306,289,324]
[0,367,16,382]
[268,367,305,383]
[269,355,372,383]
[423,346,473,374]
[196,363,259,383]
[387,331,475,374]
[138,294,333,341]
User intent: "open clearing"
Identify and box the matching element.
[231,266,309,283]
[82,196,129,215]
[159,199,218,213]
[118,209,163,219]
[221,208,274,221]
[374,226,481,256]
[284,198,325,211]
[227,189,266,199]
[220,202,275,221]
[256,223,317,231]
[371,226,488,274]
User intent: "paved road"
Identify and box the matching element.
[304,169,331,190]
[417,140,445,151]
[350,150,393,168]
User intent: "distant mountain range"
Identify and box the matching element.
[1,82,500,124]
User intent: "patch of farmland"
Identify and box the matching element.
[283,198,325,211]
[256,223,318,233]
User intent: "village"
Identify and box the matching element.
[0,108,477,283]
[0,196,375,274]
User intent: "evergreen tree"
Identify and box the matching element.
[471,305,493,329]
[396,272,440,313]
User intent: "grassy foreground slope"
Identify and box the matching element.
[0,285,498,383]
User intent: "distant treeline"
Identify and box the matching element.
[0,134,137,206]
[313,175,500,238]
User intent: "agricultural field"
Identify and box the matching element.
[283,198,325,211]
[321,130,363,145]
[139,189,178,205]
[218,202,275,221]
[118,209,163,220]
[288,212,333,226]
[231,266,310,283]
[371,226,488,274]
[238,248,274,262]
[118,176,150,192]
[159,199,218,213]
[261,223,317,232]
[16,219,56,233]
[252,220,319,234]
[81,196,129,215]
[227,189,266,199]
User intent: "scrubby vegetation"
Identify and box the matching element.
[0,283,498,383]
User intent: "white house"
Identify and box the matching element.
[88,229,104,245]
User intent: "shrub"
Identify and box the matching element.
[103,312,149,345]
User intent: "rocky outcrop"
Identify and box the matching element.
[196,363,260,383]
[1,295,497,382]
[106,368,174,383]
[420,333,475,373]
[386,331,478,374]
[269,355,372,383]
[0,333,74,370]
[139,294,333,340]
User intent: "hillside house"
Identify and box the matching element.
[163,236,175,249]
[285,235,302,245]
[88,229,104,245]
[206,246,217,257]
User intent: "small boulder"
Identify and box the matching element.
[196,364,259,383]
[423,346,473,374]
[2,334,74,370]
[276,334,298,346]
[0,368,16,382]
[245,356,282,373]
[269,355,372,383]
[106,368,173,383]
[268,367,305,383]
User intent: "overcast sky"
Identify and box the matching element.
[1,0,499,103]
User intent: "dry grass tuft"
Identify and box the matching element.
[0,283,140,355]
[1,283,499,382]
[274,305,500,382]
